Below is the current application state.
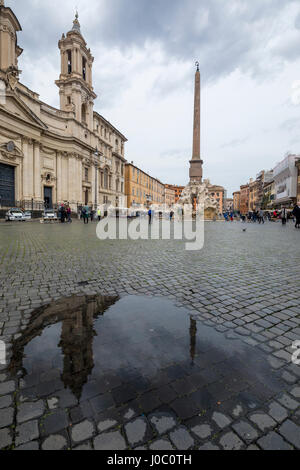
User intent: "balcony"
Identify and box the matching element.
[82,180,92,188]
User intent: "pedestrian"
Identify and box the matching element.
[60,205,66,223]
[97,208,101,222]
[292,204,300,228]
[82,206,89,224]
[66,205,72,223]
[281,208,287,225]
[148,208,152,224]
[259,209,264,224]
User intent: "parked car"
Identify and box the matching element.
[5,208,25,222]
[43,209,58,221]
[23,211,32,220]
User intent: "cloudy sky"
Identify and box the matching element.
[7,0,300,196]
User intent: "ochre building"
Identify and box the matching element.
[0,3,127,213]
[165,184,185,204]
[240,184,250,215]
[125,162,164,208]
[233,191,240,213]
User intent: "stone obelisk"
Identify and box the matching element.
[189,62,203,183]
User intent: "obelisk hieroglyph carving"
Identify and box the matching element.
[189,62,203,183]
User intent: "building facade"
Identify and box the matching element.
[240,184,249,215]
[224,198,233,212]
[206,181,225,215]
[164,184,185,204]
[233,191,240,213]
[164,185,175,208]
[273,154,300,208]
[125,162,164,208]
[0,3,127,214]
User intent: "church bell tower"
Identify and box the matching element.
[55,12,96,131]
[0,0,23,78]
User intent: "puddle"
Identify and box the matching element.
[9,295,283,410]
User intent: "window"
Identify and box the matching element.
[81,103,87,123]
[121,182,124,193]
[104,168,108,189]
[67,50,72,74]
[84,168,89,182]
[82,57,87,81]
[67,96,71,105]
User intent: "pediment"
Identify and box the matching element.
[3,94,48,130]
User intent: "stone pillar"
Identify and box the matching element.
[33,141,41,199]
[91,164,96,206]
[56,152,62,204]
[192,69,200,160]
[189,63,203,183]
[22,138,34,200]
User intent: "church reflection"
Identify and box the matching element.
[9,295,199,402]
[9,294,118,401]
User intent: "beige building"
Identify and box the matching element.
[206,181,225,215]
[164,185,175,208]
[233,191,241,212]
[0,3,127,214]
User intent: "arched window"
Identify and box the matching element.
[104,168,108,189]
[67,50,72,74]
[82,57,87,81]
[81,104,87,123]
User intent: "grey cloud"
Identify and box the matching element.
[10,0,300,88]
[160,148,190,160]
[221,135,251,149]
[280,117,300,131]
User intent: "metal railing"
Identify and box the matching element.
[0,199,45,211]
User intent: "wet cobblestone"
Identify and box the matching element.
[0,221,299,450]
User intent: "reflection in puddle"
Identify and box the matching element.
[9,295,277,410]
[9,295,119,400]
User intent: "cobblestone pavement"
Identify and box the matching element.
[0,220,299,450]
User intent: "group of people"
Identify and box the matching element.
[80,206,102,224]
[239,206,300,228]
[58,204,72,223]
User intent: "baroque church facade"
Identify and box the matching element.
[0,2,127,213]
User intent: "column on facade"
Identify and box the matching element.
[72,49,77,75]
[91,163,96,206]
[33,141,41,200]
[22,138,34,200]
[78,157,83,204]
[21,138,28,200]
[68,154,77,205]
[56,152,62,204]
[61,50,65,76]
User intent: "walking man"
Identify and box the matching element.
[292,204,300,228]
